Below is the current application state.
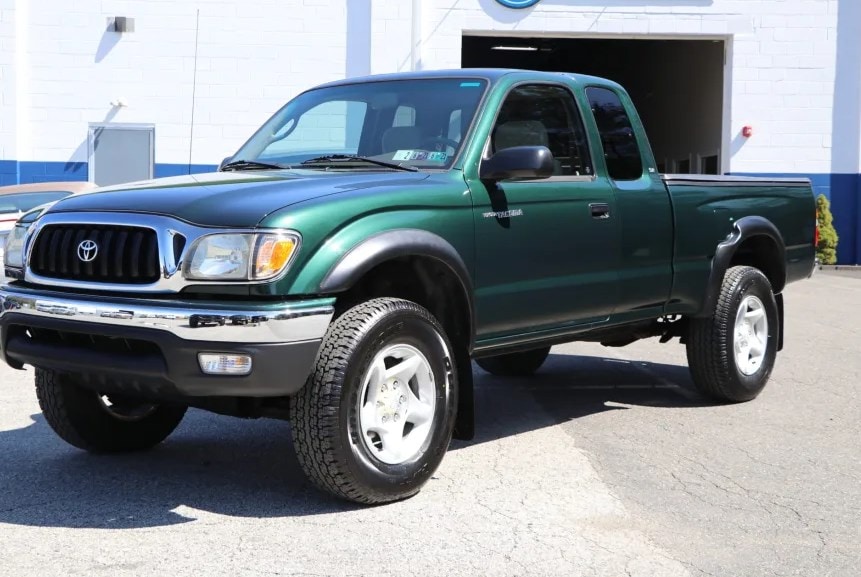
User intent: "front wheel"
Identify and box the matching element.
[686,266,779,402]
[290,298,457,504]
[35,368,187,452]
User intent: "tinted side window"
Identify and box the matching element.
[586,87,643,181]
[492,85,593,177]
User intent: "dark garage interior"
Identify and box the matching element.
[462,36,725,174]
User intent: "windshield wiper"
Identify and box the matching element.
[220,159,287,171]
[300,154,418,172]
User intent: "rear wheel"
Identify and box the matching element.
[35,368,187,452]
[290,298,457,504]
[686,266,779,402]
[475,346,551,377]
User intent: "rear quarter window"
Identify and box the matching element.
[585,87,644,181]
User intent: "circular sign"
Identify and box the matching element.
[495,0,541,8]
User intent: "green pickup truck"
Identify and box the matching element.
[0,69,815,504]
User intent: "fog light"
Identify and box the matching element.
[198,353,252,375]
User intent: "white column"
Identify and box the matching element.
[370,0,413,74]
[0,0,17,167]
[832,0,861,174]
[13,0,29,163]
[346,0,372,78]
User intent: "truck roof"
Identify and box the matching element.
[311,68,624,92]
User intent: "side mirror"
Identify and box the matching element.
[218,156,233,171]
[479,146,554,182]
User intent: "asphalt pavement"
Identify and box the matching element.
[1,272,858,576]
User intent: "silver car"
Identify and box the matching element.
[0,181,97,268]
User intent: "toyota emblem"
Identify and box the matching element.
[77,239,99,262]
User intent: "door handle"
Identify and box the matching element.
[590,203,611,219]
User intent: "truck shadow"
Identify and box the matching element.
[0,354,709,528]
[461,353,710,447]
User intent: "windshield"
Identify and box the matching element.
[231,78,489,170]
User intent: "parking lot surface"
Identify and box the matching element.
[1,272,859,577]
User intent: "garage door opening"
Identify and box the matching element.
[462,36,726,174]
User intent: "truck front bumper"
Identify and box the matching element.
[0,285,334,398]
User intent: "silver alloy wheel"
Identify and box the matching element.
[356,344,436,465]
[733,295,769,376]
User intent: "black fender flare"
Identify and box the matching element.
[318,229,474,324]
[699,216,786,319]
[318,229,476,440]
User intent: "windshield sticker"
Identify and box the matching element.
[393,150,447,162]
[460,82,482,88]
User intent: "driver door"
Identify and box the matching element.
[470,83,621,341]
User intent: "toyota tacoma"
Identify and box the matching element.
[0,69,816,504]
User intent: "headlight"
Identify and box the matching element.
[4,204,53,269]
[4,224,30,268]
[184,232,300,281]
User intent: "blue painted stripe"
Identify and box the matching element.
[0,160,18,187]
[0,161,218,185]
[155,163,219,178]
[17,161,88,183]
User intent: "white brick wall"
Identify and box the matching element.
[0,0,856,176]
[5,0,349,167]
[0,0,16,162]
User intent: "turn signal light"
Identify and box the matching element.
[198,353,252,375]
[254,236,297,279]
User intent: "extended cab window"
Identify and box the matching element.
[490,84,592,177]
[585,87,644,181]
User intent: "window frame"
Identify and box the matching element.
[481,81,598,182]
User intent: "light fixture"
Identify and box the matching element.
[491,45,538,51]
[198,353,253,375]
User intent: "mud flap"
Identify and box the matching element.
[452,346,474,440]
[776,293,784,352]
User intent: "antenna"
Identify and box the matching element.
[188,8,200,174]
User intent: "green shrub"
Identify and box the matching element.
[816,194,839,265]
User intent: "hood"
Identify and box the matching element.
[47,170,432,227]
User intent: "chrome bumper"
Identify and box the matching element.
[0,285,334,344]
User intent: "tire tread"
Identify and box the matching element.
[35,368,186,452]
[687,265,775,402]
[291,298,446,504]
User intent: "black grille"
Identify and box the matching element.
[30,225,160,284]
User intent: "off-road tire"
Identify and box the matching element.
[475,346,551,377]
[687,266,779,402]
[290,298,457,505]
[35,368,187,452]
